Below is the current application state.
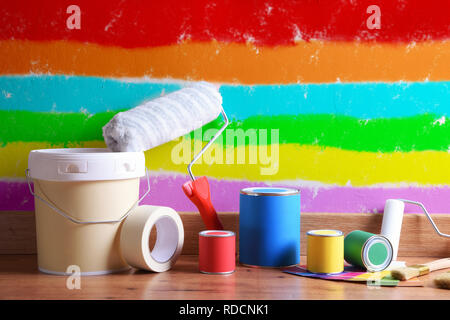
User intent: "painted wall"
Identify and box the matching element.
[1,1,449,214]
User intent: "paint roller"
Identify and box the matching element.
[381,199,450,261]
[102,82,228,230]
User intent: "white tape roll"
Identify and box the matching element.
[120,205,184,272]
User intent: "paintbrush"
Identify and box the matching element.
[391,258,450,281]
[434,271,450,290]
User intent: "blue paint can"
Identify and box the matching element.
[239,187,300,267]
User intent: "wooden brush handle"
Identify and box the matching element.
[425,258,450,272]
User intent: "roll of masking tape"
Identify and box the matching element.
[120,205,184,272]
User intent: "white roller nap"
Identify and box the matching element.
[102,82,223,152]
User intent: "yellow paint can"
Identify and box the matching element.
[306,230,344,274]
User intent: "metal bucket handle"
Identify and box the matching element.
[25,168,151,224]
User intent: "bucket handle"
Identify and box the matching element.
[25,168,151,224]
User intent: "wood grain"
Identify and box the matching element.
[0,255,449,300]
[1,211,449,257]
[0,212,36,254]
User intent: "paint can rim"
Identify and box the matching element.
[306,229,344,237]
[361,235,393,272]
[200,270,235,275]
[305,269,344,275]
[240,187,300,196]
[199,230,235,238]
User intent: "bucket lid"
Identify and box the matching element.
[28,148,145,181]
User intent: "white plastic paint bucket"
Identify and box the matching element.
[27,148,148,275]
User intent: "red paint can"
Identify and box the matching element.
[199,230,235,274]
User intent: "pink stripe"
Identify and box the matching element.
[2,176,449,214]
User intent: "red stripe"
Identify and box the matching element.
[1,1,449,48]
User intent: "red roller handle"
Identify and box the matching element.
[182,176,224,230]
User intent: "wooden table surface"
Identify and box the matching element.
[0,255,449,300]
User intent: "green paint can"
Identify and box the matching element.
[344,230,393,272]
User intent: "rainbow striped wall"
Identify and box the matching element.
[1,1,450,214]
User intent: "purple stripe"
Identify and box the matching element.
[1,176,449,214]
[0,180,35,211]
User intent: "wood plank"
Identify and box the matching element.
[1,211,449,256]
[0,255,449,300]
[0,212,36,254]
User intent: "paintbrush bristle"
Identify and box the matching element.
[391,267,420,280]
[434,272,450,290]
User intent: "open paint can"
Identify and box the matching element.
[306,230,344,274]
[239,187,300,267]
[344,230,393,272]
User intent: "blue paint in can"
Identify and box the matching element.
[239,187,300,267]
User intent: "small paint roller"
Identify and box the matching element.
[381,199,405,261]
[102,82,228,230]
[381,199,450,261]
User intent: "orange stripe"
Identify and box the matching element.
[1,40,450,84]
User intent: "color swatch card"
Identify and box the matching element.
[282,265,423,287]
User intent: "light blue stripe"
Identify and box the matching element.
[1,75,450,119]
[0,75,182,113]
[221,82,450,119]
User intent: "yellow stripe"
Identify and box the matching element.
[0,142,105,179]
[1,40,450,83]
[2,141,450,186]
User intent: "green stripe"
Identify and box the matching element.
[225,114,450,152]
[1,111,449,152]
[0,110,119,146]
